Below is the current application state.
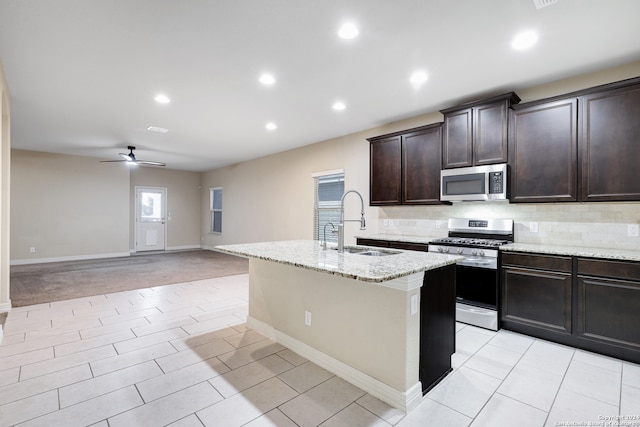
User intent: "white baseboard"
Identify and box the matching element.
[0,301,11,313]
[10,252,131,266]
[247,316,422,413]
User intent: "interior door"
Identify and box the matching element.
[135,186,167,252]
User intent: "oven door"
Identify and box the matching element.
[455,265,498,310]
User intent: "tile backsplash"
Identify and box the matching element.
[378,201,640,250]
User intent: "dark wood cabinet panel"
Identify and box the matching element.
[509,99,578,202]
[402,125,443,204]
[580,83,640,201]
[474,101,510,166]
[356,238,428,252]
[369,135,402,205]
[502,252,572,272]
[369,123,443,206]
[442,109,473,168]
[501,265,572,335]
[442,92,519,169]
[576,275,640,352]
[420,264,456,393]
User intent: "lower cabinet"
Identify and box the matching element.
[356,238,428,252]
[501,252,640,364]
[576,258,640,362]
[501,253,572,337]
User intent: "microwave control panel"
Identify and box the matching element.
[489,171,504,194]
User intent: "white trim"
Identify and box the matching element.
[0,301,11,313]
[248,316,422,412]
[10,252,130,266]
[311,168,344,178]
[165,245,201,251]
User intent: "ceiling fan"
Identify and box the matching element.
[101,146,166,167]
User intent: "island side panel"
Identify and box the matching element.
[248,258,420,393]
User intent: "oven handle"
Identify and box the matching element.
[456,258,497,269]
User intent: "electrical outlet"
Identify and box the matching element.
[410,295,418,315]
[628,224,639,237]
[435,220,444,229]
[383,219,389,227]
[304,310,312,326]
[29,247,36,253]
[530,222,539,233]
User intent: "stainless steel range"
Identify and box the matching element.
[428,218,514,331]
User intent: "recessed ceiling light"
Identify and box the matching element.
[409,70,428,86]
[259,73,276,85]
[265,122,277,131]
[154,94,171,104]
[512,30,538,50]
[147,126,169,133]
[338,22,359,39]
[332,101,346,111]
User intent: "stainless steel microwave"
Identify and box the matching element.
[440,163,508,202]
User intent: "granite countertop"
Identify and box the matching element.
[501,243,640,262]
[215,240,462,283]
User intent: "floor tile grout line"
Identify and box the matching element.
[540,339,577,427]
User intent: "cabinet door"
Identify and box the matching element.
[369,136,402,205]
[509,99,578,202]
[501,265,572,335]
[580,83,640,201]
[442,108,473,169]
[576,275,640,353]
[474,100,509,165]
[402,125,442,204]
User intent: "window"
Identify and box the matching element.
[313,172,344,244]
[210,187,223,233]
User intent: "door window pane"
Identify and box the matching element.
[141,192,162,220]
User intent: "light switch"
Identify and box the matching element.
[530,222,538,233]
[410,295,418,315]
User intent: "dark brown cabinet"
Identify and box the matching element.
[509,98,578,202]
[508,76,640,203]
[441,93,520,169]
[356,238,428,252]
[501,251,640,364]
[369,135,402,205]
[368,123,443,206]
[576,258,640,361]
[501,252,573,337]
[579,83,640,201]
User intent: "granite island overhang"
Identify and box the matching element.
[215,240,462,412]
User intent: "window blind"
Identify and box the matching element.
[313,173,344,243]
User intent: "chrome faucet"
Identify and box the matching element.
[322,222,336,250]
[338,189,366,252]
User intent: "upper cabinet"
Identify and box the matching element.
[369,123,443,206]
[509,76,640,203]
[441,93,520,169]
[580,82,640,201]
[509,98,578,202]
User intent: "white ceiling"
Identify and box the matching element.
[1,0,639,171]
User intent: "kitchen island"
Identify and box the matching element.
[215,240,461,411]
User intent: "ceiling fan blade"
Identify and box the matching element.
[136,160,166,167]
[119,153,133,161]
[100,159,128,163]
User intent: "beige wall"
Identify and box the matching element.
[0,59,10,311]
[201,60,640,249]
[130,167,201,251]
[10,150,131,263]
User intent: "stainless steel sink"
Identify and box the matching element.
[333,246,400,256]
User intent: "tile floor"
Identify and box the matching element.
[0,273,639,426]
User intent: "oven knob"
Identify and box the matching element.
[456,248,463,254]
[471,250,477,256]
[478,250,485,257]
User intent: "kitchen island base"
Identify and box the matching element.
[246,258,454,412]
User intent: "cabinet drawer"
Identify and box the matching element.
[356,238,390,248]
[501,252,572,272]
[388,241,428,252]
[577,258,640,281]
